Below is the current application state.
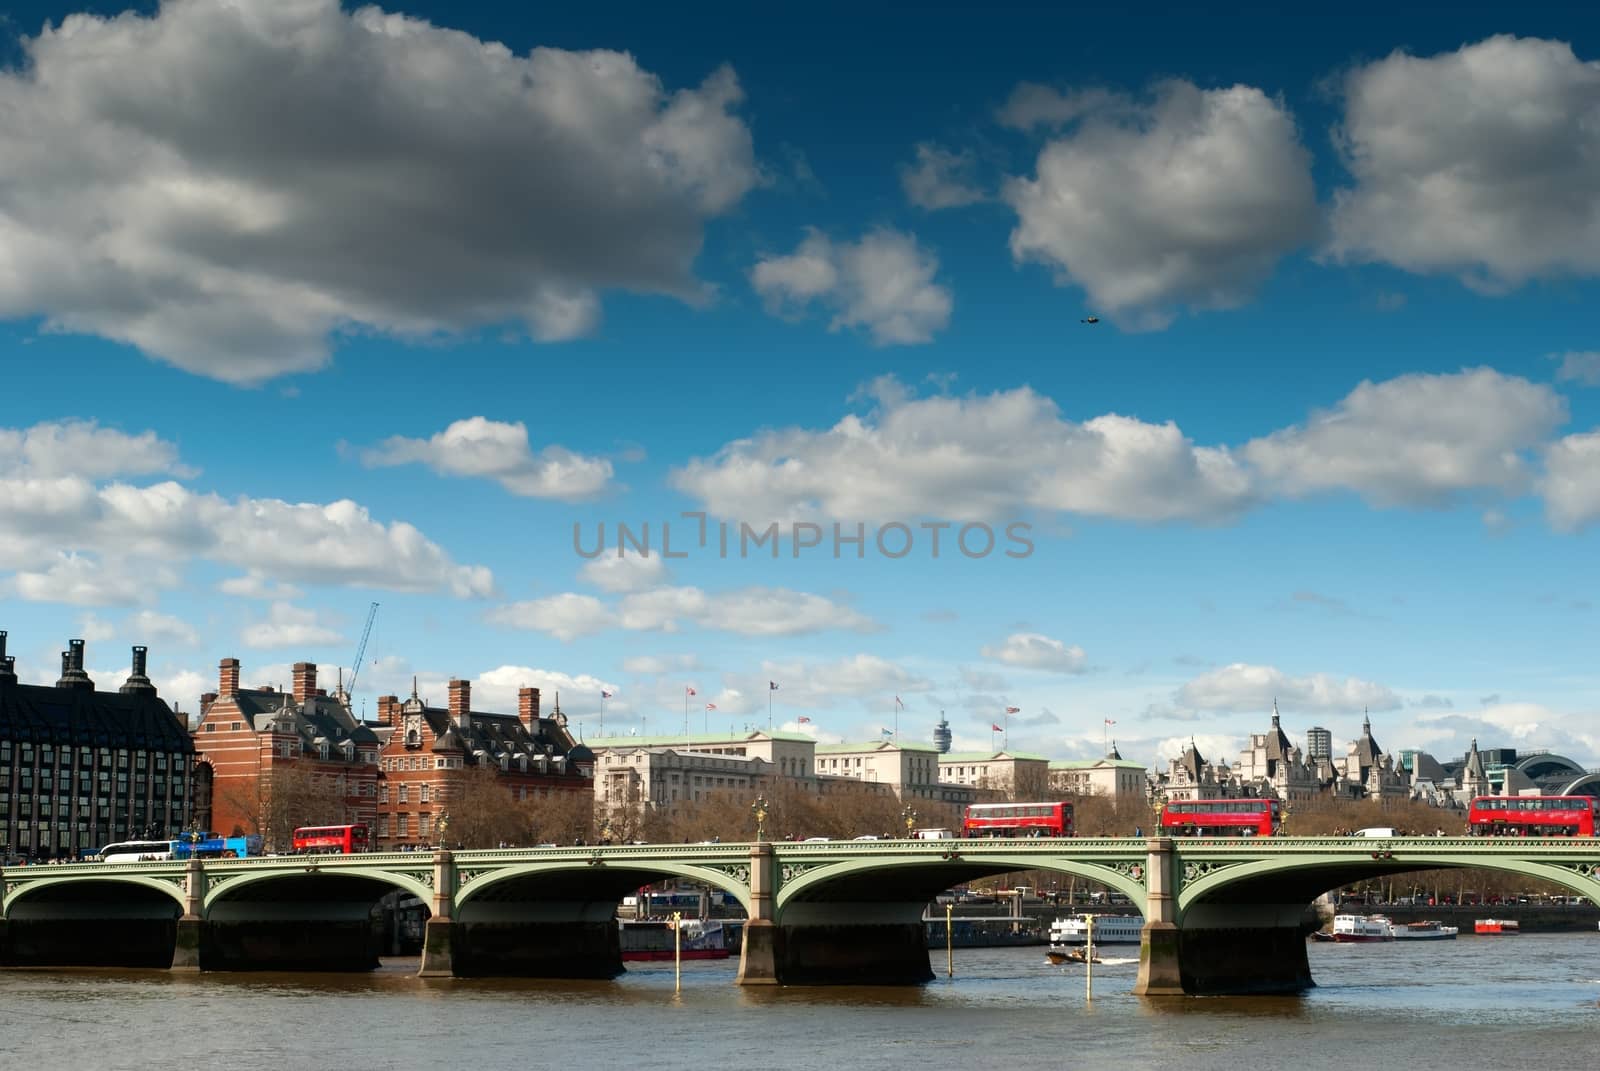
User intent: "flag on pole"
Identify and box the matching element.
[769,681,780,691]
[797,716,812,724]
[894,695,904,709]
[1005,706,1020,714]
[880,727,894,737]
[1105,718,1116,726]
[705,703,717,711]
[686,686,696,696]
[991,723,1003,732]
[601,690,614,699]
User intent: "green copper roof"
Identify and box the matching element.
[939,750,1051,763]
[814,740,940,755]
[1050,758,1149,771]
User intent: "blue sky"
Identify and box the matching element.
[2,0,1598,770]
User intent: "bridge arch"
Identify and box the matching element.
[201,867,433,914]
[775,852,1146,915]
[1556,772,1600,798]
[1178,853,1600,919]
[2,873,187,918]
[455,860,753,914]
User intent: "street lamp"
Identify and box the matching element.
[901,806,918,838]
[750,796,768,842]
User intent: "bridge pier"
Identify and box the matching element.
[418,849,456,978]
[1134,837,1184,997]
[1174,903,1313,995]
[171,856,205,972]
[735,842,779,985]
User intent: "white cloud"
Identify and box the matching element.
[0,0,757,382]
[671,376,1253,523]
[995,83,1126,131]
[752,228,953,345]
[1174,662,1402,715]
[1553,351,1600,387]
[899,142,987,210]
[240,602,345,650]
[0,419,194,480]
[980,632,1087,673]
[218,571,305,601]
[579,553,670,593]
[361,417,613,500]
[1327,35,1600,290]
[621,653,700,675]
[76,612,117,643]
[488,585,877,639]
[474,664,618,715]
[0,462,496,600]
[1243,368,1566,506]
[1003,78,1318,329]
[1541,430,1600,532]
[125,610,201,648]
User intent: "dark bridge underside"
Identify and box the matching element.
[2,882,181,968]
[203,874,413,971]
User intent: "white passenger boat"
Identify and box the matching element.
[1391,920,1458,940]
[1331,914,1393,942]
[1047,913,1143,947]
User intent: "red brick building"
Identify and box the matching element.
[191,658,380,846]
[373,679,594,849]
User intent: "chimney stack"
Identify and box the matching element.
[292,661,317,705]
[220,657,240,695]
[57,639,93,690]
[0,630,13,685]
[377,695,398,727]
[448,678,470,726]
[518,686,541,732]
[120,644,156,695]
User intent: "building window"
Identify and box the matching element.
[399,785,409,803]
[420,783,431,803]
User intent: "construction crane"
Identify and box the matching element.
[345,602,379,704]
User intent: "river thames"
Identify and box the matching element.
[4,934,1597,1070]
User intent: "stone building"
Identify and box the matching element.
[1234,709,1322,804]
[1,634,194,861]
[1048,745,1149,802]
[191,658,380,847]
[371,679,593,849]
[937,750,1051,797]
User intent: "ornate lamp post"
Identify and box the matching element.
[901,806,918,839]
[750,795,768,842]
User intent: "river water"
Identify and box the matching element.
[5,935,1597,1070]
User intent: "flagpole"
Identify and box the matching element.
[768,686,773,732]
[684,688,689,740]
[600,694,606,737]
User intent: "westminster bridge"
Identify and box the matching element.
[4,836,1599,995]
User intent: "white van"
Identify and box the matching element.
[1353,827,1397,838]
[912,828,956,840]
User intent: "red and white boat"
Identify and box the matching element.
[1474,918,1520,935]
[1331,914,1394,942]
[619,918,731,960]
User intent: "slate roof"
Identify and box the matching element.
[1,679,193,752]
[419,706,578,765]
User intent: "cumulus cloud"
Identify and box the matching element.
[670,376,1253,523]
[125,610,201,647]
[240,602,344,649]
[980,632,1087,673]
[218,571,305,601]
[1541,430,1600,532]
[752,229,953,344]
[621,653,700,676]
[579,553,670,593]
[899,143,987,210]
[1553,351,1600,387]
[473,664,618,715]
[995,83,1126,131]
[8,553,177,606]
[487,585,877,639]
[1327,35,1600,290]
[0,419,195,480]
[360,417,613,500]
[1002,78,1318,329]
[0,0,757,382]
[1174,662,1402,715]
[1242,368,1566,506]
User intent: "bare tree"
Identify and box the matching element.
[261,764,349,850]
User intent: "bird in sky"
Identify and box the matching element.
[1081,316,1100,324]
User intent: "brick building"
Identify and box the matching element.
[191,657,380,847]
[372,679,593,849]
[0,633,194,862]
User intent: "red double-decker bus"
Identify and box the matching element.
[962,802,1074,838]
[292,824,371,854]
[1160,798,1280,837]
[1467,796,1596,837]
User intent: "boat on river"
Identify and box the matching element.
[1045,945,1103,965]
[1331,914,1394,942]
[1047,914,1143,946]
[1392,920,1458,940]
[619,918,730,960]
[1474,918,1520,935]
